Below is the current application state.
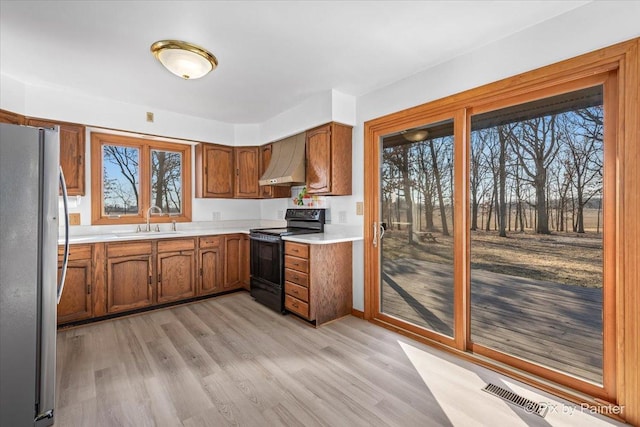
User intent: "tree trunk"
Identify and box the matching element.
[401,147,414,244]
[498,129,508,237]
[429,141,449,236]
[535,170,550,234]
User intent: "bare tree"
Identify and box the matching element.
[429,138,450,236]
[470,130,491,231]
[510,116,561,234]
[414,142,436,231]
[103,145,139,213]
[561,107,603,233]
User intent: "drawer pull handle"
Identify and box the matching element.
[292,302,298,308]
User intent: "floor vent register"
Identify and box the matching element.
[482,383,547,417]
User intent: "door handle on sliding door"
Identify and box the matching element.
[373,222,377,248]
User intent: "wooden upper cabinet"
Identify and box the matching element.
[0,109,25,125]
[234,146,260,198]
[195,143,234,198]
[26,118,86,196]
[306,122,352,195]
[259,144,291,199]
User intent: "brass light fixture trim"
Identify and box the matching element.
[401,128,429,142]
[150,39,218,80]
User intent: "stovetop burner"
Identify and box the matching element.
[250,208,326,237]
[250,227,322,237]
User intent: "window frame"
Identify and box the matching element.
[91,132,192,225]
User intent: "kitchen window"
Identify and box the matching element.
[90,132,192,225]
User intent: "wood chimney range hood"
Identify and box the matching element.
[259,132,306,186]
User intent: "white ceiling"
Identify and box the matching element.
[0,1,589,124]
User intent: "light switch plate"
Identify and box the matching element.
[69,213,81,226]
[356,201,364,216]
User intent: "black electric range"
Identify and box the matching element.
[249,209,325,312]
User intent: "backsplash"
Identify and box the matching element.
[289,185,329,208]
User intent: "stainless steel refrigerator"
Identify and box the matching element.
[0,123,70,426]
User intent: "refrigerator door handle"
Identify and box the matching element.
[57,166,69,303]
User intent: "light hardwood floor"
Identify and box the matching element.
[55,292,622,426]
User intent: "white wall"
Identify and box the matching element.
[0,74,26,113]
[19,81,236,144]
[349,1,640,311]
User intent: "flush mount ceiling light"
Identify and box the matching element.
[401,128,429,142]
[150,40,218,80]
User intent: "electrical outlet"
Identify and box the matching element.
[212,211,221,221]
[356,201,364,216]
[69,213,81,225]
[338,211,347,223]
[146,112,154,122]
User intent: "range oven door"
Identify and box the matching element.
[249,235,285,312]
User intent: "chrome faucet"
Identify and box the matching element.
[145,205,163,232]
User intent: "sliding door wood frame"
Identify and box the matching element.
[363,38,639,424]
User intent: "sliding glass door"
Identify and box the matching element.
[379,119,455,340]
[366,70,617,399]
[469,85,607,385]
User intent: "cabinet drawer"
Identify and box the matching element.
[285,281,309,302]
[158,238,195,253]
[284,268,309,287]
[284,255,309,273]
[59,244,91,261]
[285,242,309,258]
[285,294,309,318]
[107,241,152,257]
[199,235,222,249]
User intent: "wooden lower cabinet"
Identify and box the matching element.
[106,242,153,314]
[57,245,93,324]
[241,234,250,290]
[284,241,352,326]
[157,238,196,303]
[224,234,243,291]
[58,234,251,326]
[198,236,224,295]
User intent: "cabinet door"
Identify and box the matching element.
[240,234,250,290]
[0,109,25,125]
[158,251,196,303]
[57,259,92,324]
[259,144,290,199]
[234,146,260,198]
[26,119,85,196]
[306,124,332,193]
[196,144,234,198]
[199,246,223,295]
[106,255,153,313]
[224,235,242,291]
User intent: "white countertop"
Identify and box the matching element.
[59,221,363,245]
[282,225,363,245]
[60,228,251,245]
